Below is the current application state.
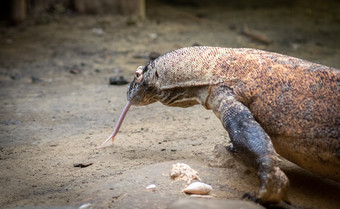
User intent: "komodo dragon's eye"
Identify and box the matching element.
[135,66,143,83]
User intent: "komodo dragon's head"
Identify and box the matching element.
[127,64,159,106]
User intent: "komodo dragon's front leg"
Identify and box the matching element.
[207,85,289,204]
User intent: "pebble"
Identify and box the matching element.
[149,51,160,60]
[31,76,43,83]
[148,33,157,40]
[109,76,128,85]
[69,69,81,74]
[10,73,21,80]
[92,28,104,36]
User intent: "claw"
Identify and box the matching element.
[97,101,131,148]
[226,144,236,153]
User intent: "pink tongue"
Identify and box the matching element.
[98,101,132,147]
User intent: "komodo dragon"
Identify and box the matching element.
[100,46,340,204]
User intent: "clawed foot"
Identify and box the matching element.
[258,166,290,204]
[240,154,291,206]
[242,164,290,206]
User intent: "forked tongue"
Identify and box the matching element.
[98,101,131,147]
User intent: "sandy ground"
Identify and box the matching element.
[0,1,340,208]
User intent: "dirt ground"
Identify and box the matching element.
[0,0,340,208]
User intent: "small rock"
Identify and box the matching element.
[10,73,20,80]
[149,33,158,40]
[149,51,161,60]
[70,69,81,74]
[31,76,43,83]
[109,76,128,85]
[290,43,300,51]
[92,28,104,36]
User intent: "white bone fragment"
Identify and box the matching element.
[146,184,157,190]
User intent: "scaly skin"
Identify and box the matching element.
[126,46,340,204]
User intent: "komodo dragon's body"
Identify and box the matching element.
[105,46,340,204]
